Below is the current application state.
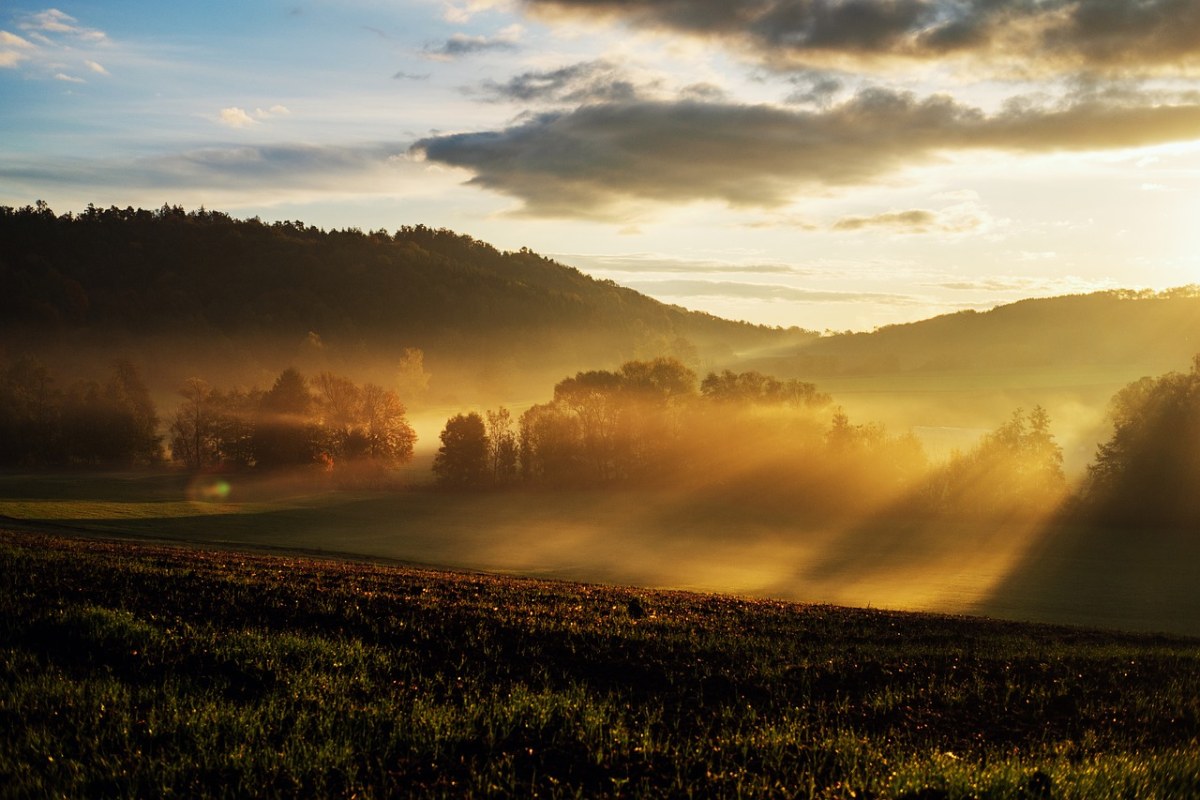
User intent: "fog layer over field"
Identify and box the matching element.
[10,348,1200,637]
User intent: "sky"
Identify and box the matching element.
[3,1,1200,332]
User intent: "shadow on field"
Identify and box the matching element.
[6,472,1200,637]
[980,517,1200,637]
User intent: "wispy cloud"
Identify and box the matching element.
[832,207,984,234]
[414,89,1200,219]
[218,107,258,128]
[217,105,291,128]
[19,9,107,42]
[556,252,805,275]
[3,9,111,79]
[0,30,35,68]
[623,278,923,305]
[423,25,522,60]
[0,142,413,200]
[468,59,644,104]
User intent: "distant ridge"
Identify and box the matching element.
[0,204,808,388]
[752,288,1200,379]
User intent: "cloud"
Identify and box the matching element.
[556,252,804,275]
[217,105,290,128]
[424,25,522,60]
[218,107,258,128]
[0,142,411,198]
[519,0,1200,78]
[19,8,107,42]
[623,278,922,305]
[3,11,111,77]
[394,70,431,80]
[783,69,845,107]
[832,207,984,234]
[468,60,645,104]
[0,31,36,67]
[413,89,1200,219]
[930,274,1118,294]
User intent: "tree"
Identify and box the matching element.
[395,347,431,402]
[701,369,830,408]
[358,383,416,465]
[63,360,160,467]
[925,406,1065,517]
[486,406,518,485]
[169,378,219,470]
[1084,356,1200,524]
[0,357,59,466]
[433,413,489,487]
[312,372,417,469]
[519,402,582,483]
[252,368,317,468]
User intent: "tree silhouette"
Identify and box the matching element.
[433,413,489,488]
[252,368,317,469]
[169,378,219,470]
[486,407,519,486]
[1084,355,1200,525]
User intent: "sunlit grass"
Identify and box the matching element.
[2,530,1198,798]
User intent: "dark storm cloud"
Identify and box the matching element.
[468,60,645,104]
[519,0,1200,76]
[412,89,1200,218]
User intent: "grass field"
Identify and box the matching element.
[3,471,1200,639]
[2,529,1199,798]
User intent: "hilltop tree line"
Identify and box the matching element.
[0,203,792,363]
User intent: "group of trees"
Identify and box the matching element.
[923,406,1066,517]
[168,368,416,480]
[430,356,1076,520]
[0,358,160,468]
[1080,354,1200,526]
[0,356,417,480]
[432,358,880,494]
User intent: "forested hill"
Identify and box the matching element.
[756,289,1200,379]
[0,204,805,381]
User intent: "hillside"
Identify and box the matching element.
[0,204,806,400]
[755,289,1200,379]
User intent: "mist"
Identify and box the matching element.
[5,206,1200,638]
